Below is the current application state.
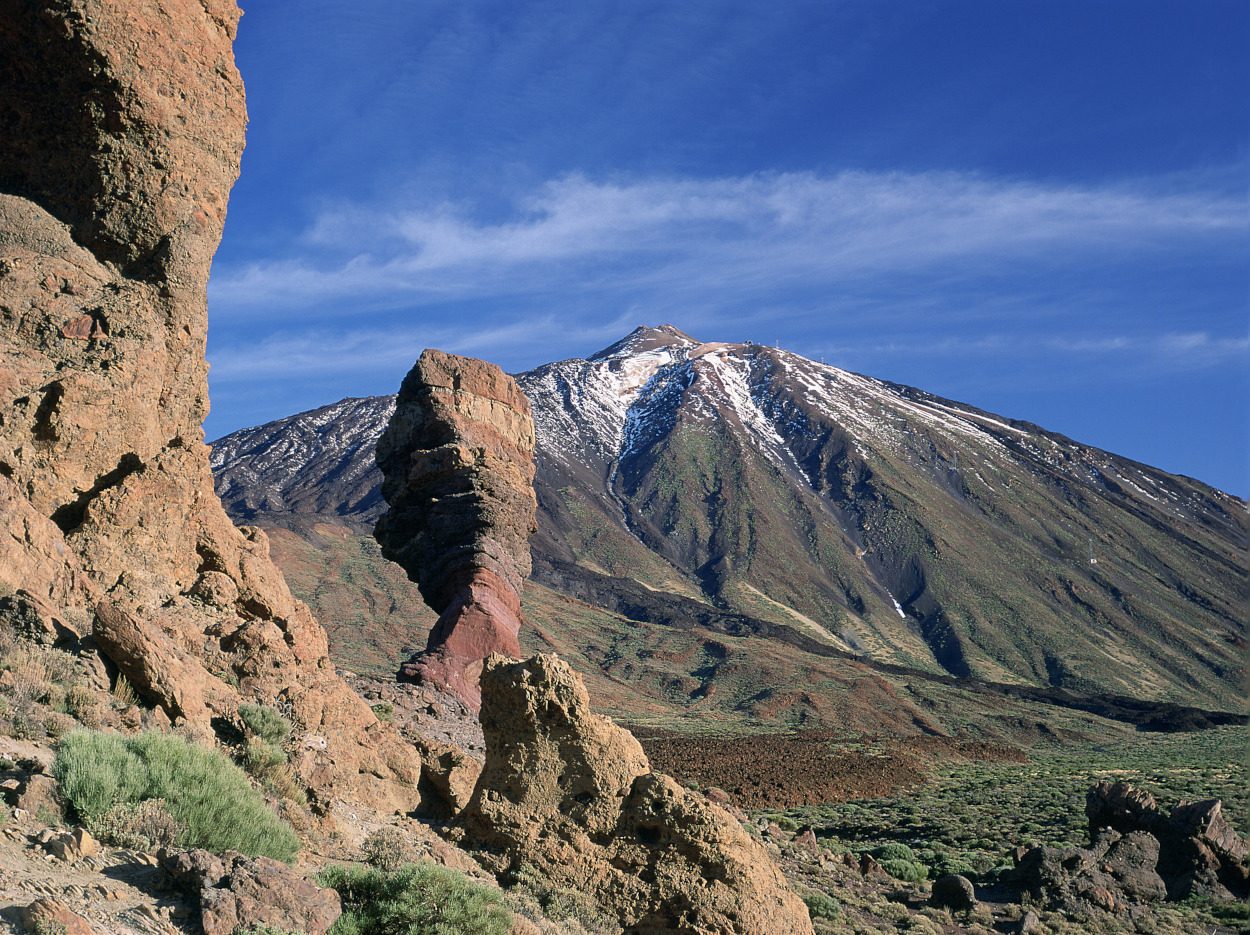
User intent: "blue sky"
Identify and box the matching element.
[206,1,1248,496]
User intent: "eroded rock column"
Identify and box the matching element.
[375,349,537,710]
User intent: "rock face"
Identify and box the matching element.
[0,0,428,814]
[1013,781,1249,911]
[375,350,537,710]
[456,654,814,935]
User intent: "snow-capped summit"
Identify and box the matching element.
[209,326,1246,710]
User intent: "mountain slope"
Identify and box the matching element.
[209,325,1248,711]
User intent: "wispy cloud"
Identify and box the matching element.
[816,331,1249,368]
[209,169,1246,315]
[206,313,643,385]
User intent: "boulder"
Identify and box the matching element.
[20,899,92,935]
[200,854,342,935]
[929,874,976,912]
[1015,829,1166,912]
[1084,780,1249,901]
[457,653,814,935]
[162,849,340,935]
[420,741,484,816]
[375,350,538,710]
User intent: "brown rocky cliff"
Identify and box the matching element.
[457,654,815,935]
[375,349,537,710]
[0,0,438,816]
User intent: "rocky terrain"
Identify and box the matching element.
[0,0,470,822]
[2,3,1246,935]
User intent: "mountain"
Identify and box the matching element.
[209,325,1248,713]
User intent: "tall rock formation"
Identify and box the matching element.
[0,0,429,814]
[456,654,815,935]
[374,350,537,710]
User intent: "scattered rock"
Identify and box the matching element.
[43,828,99,863]
[14,775,59,816]
[1016,908,1042,934]
[793,825,819,854]
[457,653,815,935]
[162,849,341,935]
[859,853,884,876]
[375,350,537,710]
[929,873,976,912]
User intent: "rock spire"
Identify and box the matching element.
[375,349,537,710]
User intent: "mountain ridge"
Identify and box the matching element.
[210,325,1248,713]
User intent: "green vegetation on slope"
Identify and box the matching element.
[53,728,299,861]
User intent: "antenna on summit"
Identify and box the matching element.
[1088,538,1097,565]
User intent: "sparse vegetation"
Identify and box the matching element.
[360,826,416,871]
[89,797,185,851]
[236,702,304,801]
[370,701,393,721]
[505,863,620,935]
[53,728,299,861]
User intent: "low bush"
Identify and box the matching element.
[320,862,511,935]
[370,702,393,722]
[90,798,184,851]
[360,826,415,871]
[871,842,916,862]
[926,851,977,879]
[879,858,928,883]
[53,729,298,861]
[238,703,292,746]
[506,862,618,934]
[803,891,841,920]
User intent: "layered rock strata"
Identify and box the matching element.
[456,653,815,935]
[0,0,436,814]
[375,350,537,710]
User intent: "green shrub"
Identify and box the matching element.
[871,842,916,862]
[776,815,800,832]
[53,729,298,862]
[880,858,928,883]
[370,702,393,722]
[238,703,292,745]
[927,851,976,879]
[320,862,511,935]
[803,891,841,920]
